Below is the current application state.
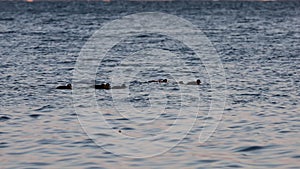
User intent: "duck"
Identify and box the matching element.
[159,79,168,83]
[148,79,168,83]
[111,84,126,89]
[56,83,72,89]
[186,79,201,85]
[95,83,111,90]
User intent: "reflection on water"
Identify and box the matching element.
[0,1,299,168]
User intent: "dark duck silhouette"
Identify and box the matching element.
[148,79,168,83]
[95,83,111,90]
[186,79,201,85]
[56,83,72,90]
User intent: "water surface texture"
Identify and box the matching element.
[0,1,299,168]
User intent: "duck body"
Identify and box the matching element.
[95,83,111,90]
[186,79,201,85]
[56,83,72,90]
[148,80,157,83]
[148,79,168,83]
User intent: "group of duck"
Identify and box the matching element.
[56,79,201,90]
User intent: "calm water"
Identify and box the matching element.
[0,1,299,168]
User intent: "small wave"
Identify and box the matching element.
[235,145,265,152]
[95,133,112,137]
[239,93,261,96]
[0,30,16,34]
[121,127,135,131]
[34,105,55,112]
[25,162,50,166]
[29,114,41,119]
[0,18,14,21]
[0,142,9,148]
[0,116,10,122]
[116,118,129,121]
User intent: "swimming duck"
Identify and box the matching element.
[148,79,168,83]
[159,79,168,83]
[56,83,72,89]
[186,79,201,85]
[111,84,126,89]
[95,83,111,90]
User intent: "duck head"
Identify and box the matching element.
[67,83,72,89]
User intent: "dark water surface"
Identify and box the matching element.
[0,1,299,168]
